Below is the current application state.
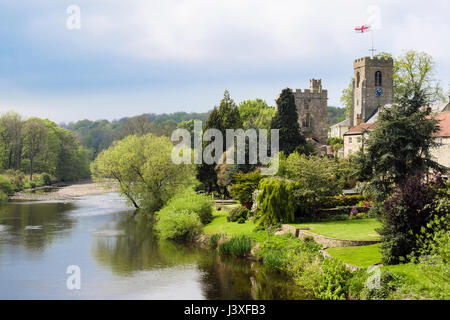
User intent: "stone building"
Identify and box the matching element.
[293,79,328,144]
[431,111,450,170]
[350,56,394,128]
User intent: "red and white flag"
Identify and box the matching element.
[354,25,371,33]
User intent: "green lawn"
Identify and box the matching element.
[203,211,256,236]
[326,244,382,268]
[290,218,381,241]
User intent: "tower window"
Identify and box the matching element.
[375,71,382,86]
[356,72,360,88]
[302,113,311,127]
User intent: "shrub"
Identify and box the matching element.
[5,170,25,191]
[0,175,14,195]
[41,173,52,185]
[348,269,368,299]
[218,235,252,257]
[159,190,213,224]
[227,206,250,223]
[318,195,367,209]
[156,210,203,242]
[256,178,296,226]
[363,270,403,300]
[379,174,445,264]
[315,258,352,300]
[229,170,263,208]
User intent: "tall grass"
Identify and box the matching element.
[218,235,252,257]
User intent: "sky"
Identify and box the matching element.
[0,0,448,123]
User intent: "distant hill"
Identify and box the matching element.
[328,106,347,127]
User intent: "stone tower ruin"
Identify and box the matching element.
[293,79,328,144]
[350,56,394,127]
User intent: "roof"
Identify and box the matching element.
[430,102,450,113]
[434,111,450,137]
[344,123,376,135]
[330,118,350,128]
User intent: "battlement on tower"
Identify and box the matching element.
[294,79,327,96]
[354,56,393,68]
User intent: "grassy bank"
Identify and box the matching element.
[289,219,381,241]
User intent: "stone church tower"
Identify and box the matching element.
[350,56,394,127]
[293,79,328,144]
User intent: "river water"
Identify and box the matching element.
[0,192,309,299]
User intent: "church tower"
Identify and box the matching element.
[350,56,394,127]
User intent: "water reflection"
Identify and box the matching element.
[0,194,310,299]
[0,201,75,251]
[92,213,311,300]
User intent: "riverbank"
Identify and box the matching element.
[9,180,118,201]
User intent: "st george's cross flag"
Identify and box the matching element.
[355,25,371,33]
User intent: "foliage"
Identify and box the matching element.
[270,88,305,155]
[355,100,442,199]
[279,153,357,216]
[155,209,203,242]
[91,134,194,212]
[315,258,352,300]
[229,170,263,207]
[379,174,445,264]
[158,189,213,224]
[208,233,225,249]
[327,106,347,127]
[237,99,275,130]
[256,177,296,226]
[318,195,367,209]
[218,235,252,257]
[227,206,250,223]
[0,174,14,196]
[340,81,352,119]
[347,269,369,300]
[392,50,445,104]
[364,270,403,300]
[65,111,209,157]
[196,90,242,195]
[0,112,90,183]
[327,137,344,157]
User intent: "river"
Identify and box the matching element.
[0,192,309,299]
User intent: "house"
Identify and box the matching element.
[330,118,350,139]
[431,111,450,170]
[342,123,375,157]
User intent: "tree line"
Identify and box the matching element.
[0,111,90,183]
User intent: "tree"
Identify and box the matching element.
[238,99,275,129]
[22,118,48,180]
[340,82,352,119]
[197,90,241,194]
[0,111,24,170]
[392,50,445,104]
[229,170,263,208]
[327,137,344,158]
[355,100,442,199]
[271,88,305,155]
[91,134,194,212]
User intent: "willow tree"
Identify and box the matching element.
[91,134,195,212]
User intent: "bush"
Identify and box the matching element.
[256,177,296,226]
[41,173,52,185]
[363,270,403,300]
[348,270,368,299]
[315,258,352,300]
[227,206,250,223]
[156,210,203,242]
[218,235,252,257]
[318,195,367,209]
[0,175,14,195]
[159,190,213,224]
[5,170,25,191]
[229,170,263,208]
[379,174,445,264]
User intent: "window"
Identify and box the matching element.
[375,71,382,86]
[436,137,443,147]
[349,137,352,143]
[356,72,360,88]
[302,113,311,127]
[357,137,362,143]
